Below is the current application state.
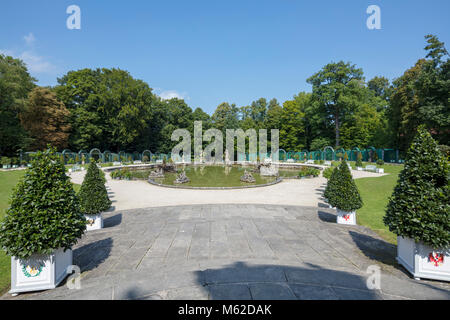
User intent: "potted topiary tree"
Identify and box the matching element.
[356,152,363,171]
[323,167,338,209]
[78,160,111,231]
[328,160,363,225]
[0,148,86,294]
[384,127,449,281]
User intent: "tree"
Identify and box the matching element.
[384,127,449,248]
[55,68,157,151]
[0,54,35,156]
[0,148,86,259]
[78,160,111,215]
[280,93,308,151]
[20,87,71,150]
[307,61,364,147]
[327,160,363,211]
[368,76,392,104]
[324,166,338,202]
[387,35,450,151]
[212,102,240,133]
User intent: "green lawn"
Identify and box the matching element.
[354,164,404,244]
[0,169,80,295]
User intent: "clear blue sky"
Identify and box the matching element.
[1,0,449,114]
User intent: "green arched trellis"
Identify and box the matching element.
[323,146,334,161]
[89,148,102,162]
[142,150,152,162]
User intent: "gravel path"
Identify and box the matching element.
[68,167,386,210]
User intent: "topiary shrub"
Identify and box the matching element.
[356,152,363,167]
[327,160,363,211]
[324,167,338,202]
[78,160,111,215]
[384,127,449,248]
[376,159,384,166]
[0,148,86,259]
[323,167,334,180]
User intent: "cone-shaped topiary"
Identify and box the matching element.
[78,160,111,215]
[384,126,449,248]
[0,148,86,259]
[327,160,363,211]
[324,167,338,203]
[356,152,363,167]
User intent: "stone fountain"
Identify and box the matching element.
[174,171,190,184]
[240,170,256,183]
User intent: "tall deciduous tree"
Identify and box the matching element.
[387,35,449,151]
[307,61,364,147]
[0,54,35,156]
[20,87,71,150]
[280,93,309,151]
[55,68,157,152]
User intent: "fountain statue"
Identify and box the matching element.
[149,167,164,179]
[259,158,278,176]
[174,171,190,184]
[240,170,256,183]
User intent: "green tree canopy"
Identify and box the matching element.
[0,54,35,156]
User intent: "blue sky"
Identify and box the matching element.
[1,0,449,114]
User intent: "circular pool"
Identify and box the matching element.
[106,163,321,189]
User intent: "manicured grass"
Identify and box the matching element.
[354,164,404,244]
[0,169,80,295]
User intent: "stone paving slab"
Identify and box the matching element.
[2,204,449,300]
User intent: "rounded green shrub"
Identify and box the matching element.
[326,160,363,211]
[376,159,384,166]
[384,127,449,248]
[78,160,111,215]
[0,148,86,259]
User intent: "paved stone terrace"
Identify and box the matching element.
[4,204,449,300]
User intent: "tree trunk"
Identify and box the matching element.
[335,113,340,147]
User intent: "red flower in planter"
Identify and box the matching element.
[343,214,350,221]
[428,252,444,267]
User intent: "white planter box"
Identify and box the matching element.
[356,167,363,171]
[336,209,356,225]
[10,248,72,294]
[324,161,332,166]
[377,168,384,174]
[397,236,450,281]
[113,162,121,166]
[85,213,103,231]
[307,160,315,164]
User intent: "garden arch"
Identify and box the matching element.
[323,146,334,161]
